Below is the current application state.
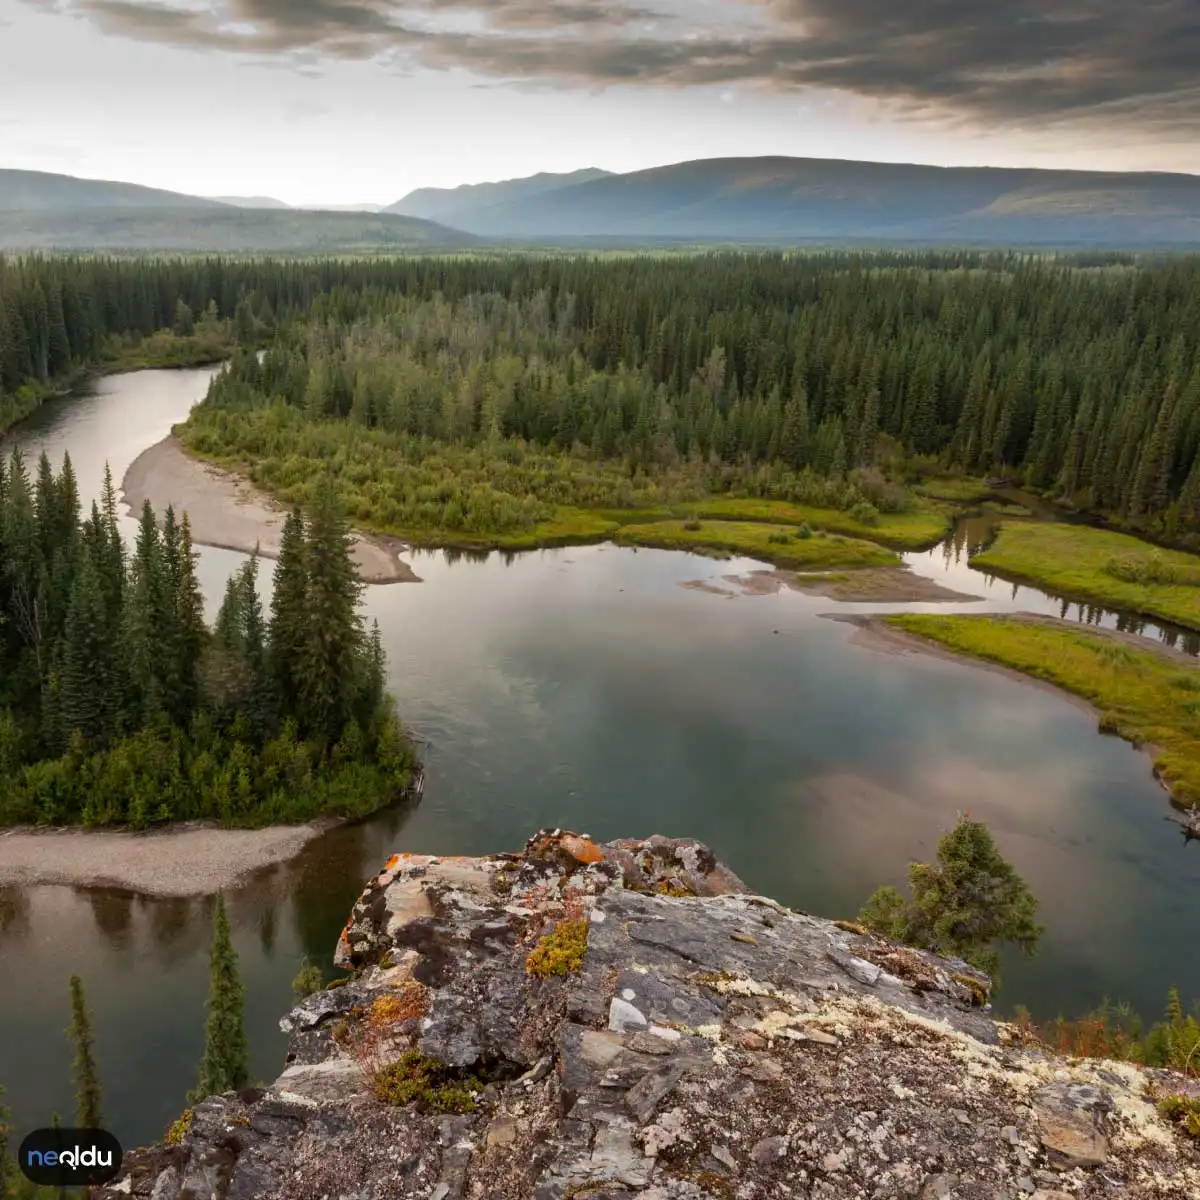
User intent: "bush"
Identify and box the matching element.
[850,501,881,527]
[796,522,813,539]
[683,519,702,531]
[767,531,792,545]
[1104,551,1185,586]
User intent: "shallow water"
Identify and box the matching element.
[1,368,1197,1148]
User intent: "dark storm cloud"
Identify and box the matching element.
[37,0,1200,135]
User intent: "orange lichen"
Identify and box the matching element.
[563,835,604,864]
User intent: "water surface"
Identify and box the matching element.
[1,368,1196,1148]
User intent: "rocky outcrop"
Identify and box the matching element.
[99,830,1200,1200]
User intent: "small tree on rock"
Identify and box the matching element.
[858,815,1043,984]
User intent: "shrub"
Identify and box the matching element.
[291,958,324,1000]
[850,501,881,527]
[1159,1095,1200,1139]
[683,519,702,531]
[1104,551,1184,586]
[767,531,792,545]
[796,522,813,539]
[164,1108,195,1147]
[370,1051,480,1113]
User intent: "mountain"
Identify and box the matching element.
[0,207,477,252]
[386,167,612,223]
[0,168,227,211]
[210,195,293,210]
[302,203,386,213]
[423,156,1200,245]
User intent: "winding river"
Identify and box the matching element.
[1,366,1198,1149]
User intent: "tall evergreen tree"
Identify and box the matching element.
[300,475,364,740]
[189,893,249,1103]
[67,974,102,1129]
[267,508,310,722]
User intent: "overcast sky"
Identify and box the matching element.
[2,0,1197,206]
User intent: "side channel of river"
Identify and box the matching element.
[1,365,1197,1150]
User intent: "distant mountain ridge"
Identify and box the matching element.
[386,168,612,223]
[410,157,1200,245]
[3,159,1199,248]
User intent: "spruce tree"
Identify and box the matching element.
[175,512,207,721]
[60,549,110,743]
[267,507,310,723]
[189,893,249,1103]
[300,475,364,741]
[859,816,1043,983]
[67,974,102,1129]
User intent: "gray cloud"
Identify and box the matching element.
[31,0,1200,137]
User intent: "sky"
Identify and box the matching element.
[1,0,1197,206]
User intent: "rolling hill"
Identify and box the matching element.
[0,168,228,211]
[0,206,477,252]
[387,168,612,224]
[420,157,1200,245]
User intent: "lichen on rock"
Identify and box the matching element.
[98,829,1200,1200]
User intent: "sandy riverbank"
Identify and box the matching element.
[122,436,421,585]
[681,567,980,603]
[0,819,337,896]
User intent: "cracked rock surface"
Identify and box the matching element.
[97,829,1200,1199]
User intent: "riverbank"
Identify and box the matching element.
[972,522,1200,633]
[846,612,1200,811]
[123,436,421,584]
[0,818,336,896]
[0,332,233,439]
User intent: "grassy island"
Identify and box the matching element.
[886,614,1200,808]
[615,519,898,569]
[971,523,1200,633]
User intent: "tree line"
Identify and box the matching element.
[0,450,415,827]
[5,251,1200,540]
[167,252,1200,545]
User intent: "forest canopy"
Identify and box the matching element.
[146,251,1200,548]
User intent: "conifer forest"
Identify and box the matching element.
[0,448,415,827]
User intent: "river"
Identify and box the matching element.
[1,366,1198,1150]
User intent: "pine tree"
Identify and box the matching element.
[174,512,207,721]
[67,974,103,1129]
[779,383,809,469]
[189,893,249,1103]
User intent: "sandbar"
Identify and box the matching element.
[0,819,336,897]
[122,436,421,585]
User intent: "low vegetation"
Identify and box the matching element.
[971,523,1200,632]
[1015,988,1200,1080]
[369,1050,481,1113]
[615,519,898,569]
[526,918,590,977]
[885,615,1200,807]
